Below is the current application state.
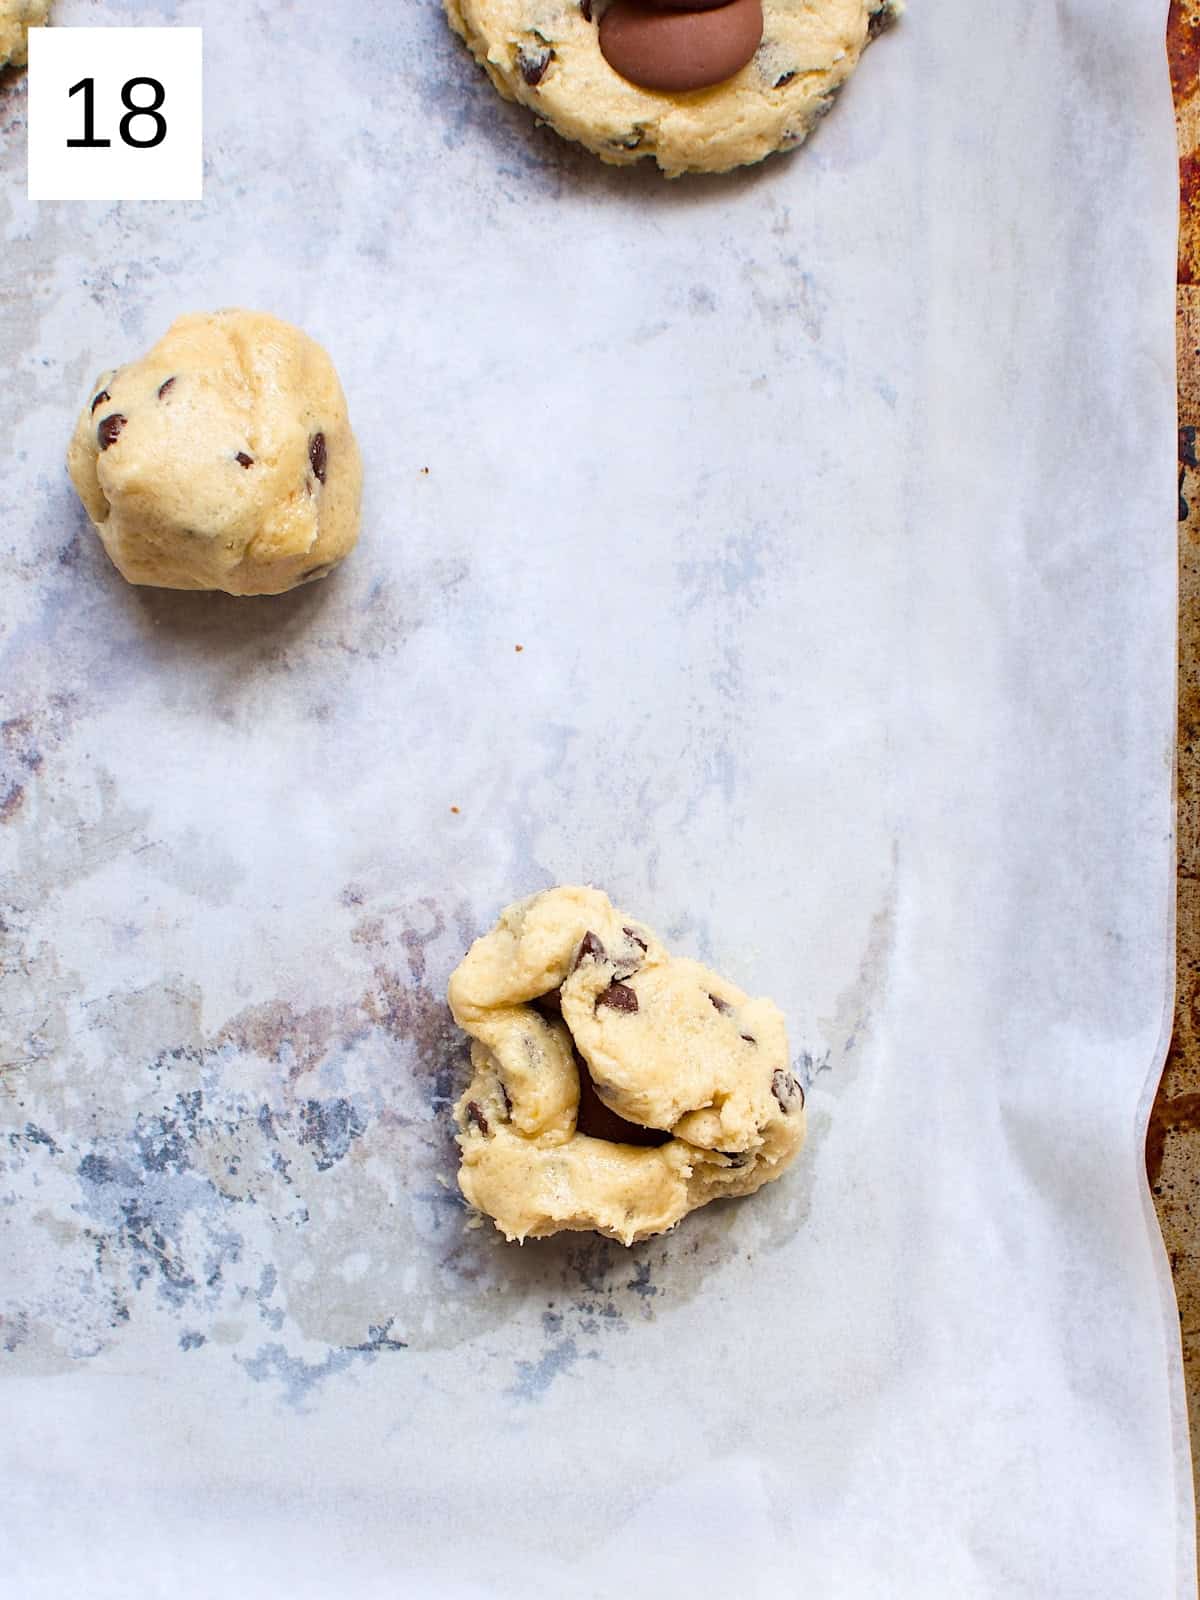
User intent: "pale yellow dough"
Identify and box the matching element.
[0,0,48,68]
[448,886,806,1244]
[67,310,362,596]
[445,0,902,177]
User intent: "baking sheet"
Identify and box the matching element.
[0,0,1190,1594]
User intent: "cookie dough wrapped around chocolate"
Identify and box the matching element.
[67,310,362,596]
[444,0,902,177]
[447,886,806,1244]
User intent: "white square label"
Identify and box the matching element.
[27,28,202,201]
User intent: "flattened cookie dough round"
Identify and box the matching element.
[0,0,49,69]
[445,0,902,176]
[448,886,806,1244]
[67,310,362,596]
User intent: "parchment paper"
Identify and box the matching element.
[0,1,1189,1594]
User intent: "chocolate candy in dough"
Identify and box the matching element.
[444,0,903,177]
[640,0,740,14]
[599,0,764,95]
[447,886,806,1245]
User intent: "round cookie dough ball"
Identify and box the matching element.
[447,886,806,1244]
[66,310,362,596]
[0,0,49,68]
[444,0,902,177]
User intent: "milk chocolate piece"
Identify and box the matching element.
[533,985,564,1019]
[598,0,762,93]
[575,1055,670,1147]
[640,0,733,11]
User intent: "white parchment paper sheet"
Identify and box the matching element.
[0,1,1189,1594]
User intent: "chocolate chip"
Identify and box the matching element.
[708,992,732,1015]
[771,1069,804,1112]
[235,451,254,468]
[157,377,176,400]
[518,45,553,85]
[90,389,111,415]
[622,926,648,952]
[868,4,897,39]
[581,0,593,17]
[309,432,327,484]
[741,1033,757,1046]
[596,980,638,1014]
[97,414,126,451]
[465,1100,490,1135]
[575,931,606,969]
[499,1082,513,1118]
[773,70,796,88]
